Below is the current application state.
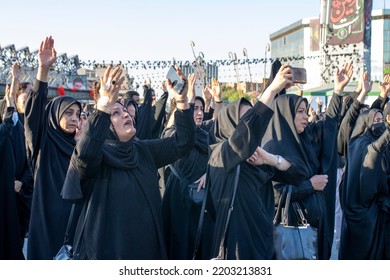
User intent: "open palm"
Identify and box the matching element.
[38,36,57,69]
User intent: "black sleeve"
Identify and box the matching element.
[275,180,315,201]
[337,99,364,157]
[24,80,48,169]
[360,127,390,201]
[371,96,389,110]
[74,110,111,181]
[136,88,154,139]
[143,108,195,169]
[211,101,274,173]
[340,90,359,118]
[0,107,14,137]
[204,107,214,121]
[325,92,343,123]
[151,91,168,138]
[19,163,34,196]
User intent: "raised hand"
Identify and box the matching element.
[5,84,15,108]
[334,63,353,93]
[10,62,20,101]
[203,85,212,101]
[38,36,57,69]
[166,66,189,110]
[210,77,222,102]
[11,62,21,79]
[379,74,390,98]
[161,80,168,93]
[260,64,293,108]
[97,66,125,113]
[187,73,196,103]
[361,71,373,94]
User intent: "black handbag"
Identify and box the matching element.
[54,192,93,260]
[54,204,76,260]
[187,183,205,204]
[168,164,205,205]
[273,185,318,260]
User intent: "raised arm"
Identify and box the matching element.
[147,66,195,168]
[210,77,223,121]
[24,36,57,168]
[337,72,370,157]
[214,64,293,172]
[371,74,390,110]
[0,85,15,137]
[73,66,125,181]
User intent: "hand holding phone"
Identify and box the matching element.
[290,67,307,84]
[166,65,185,94]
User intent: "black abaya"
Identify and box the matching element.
[262,93,342,260]
[206,98,275,260]
[25,80,81,259]
[161,125,209,259]
[339,109,390,259]
[0,107,22,259]
[62,108,195,260]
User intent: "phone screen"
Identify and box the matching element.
[291,67,307,84]
[166,66,185,94]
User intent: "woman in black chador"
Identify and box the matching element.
[262,65,351,260]
[0,88,21,259]
[206,65,293,260]
[161,74,222,260]
[62,66,195,260]
[0,64,33,259]
[25,37,82,259]
[339,109,390,259]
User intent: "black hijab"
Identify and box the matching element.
[45,96,81,156]
[262,94,319,184]
[350,109,381,141]
[213,98,252,143]
[102,120,139,170]
[62,107,139,201]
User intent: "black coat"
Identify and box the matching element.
[262,93,342,260]
[0,107,22,259]
[62,108,195,260]
[161,124,209,259]
[25,80,81,259]
[206,99,275,260]
[340,109,390,259]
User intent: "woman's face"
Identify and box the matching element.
[59,104,81,134]
[193,99,204,126]
[373,111,384,124]
[294,100,309,134]
[111,103,136,142]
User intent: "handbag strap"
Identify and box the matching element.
[192,165,210,260]
[273,185,290,225]
[214,164,241,260]
[273,185,308,226]
[168,164,183,181]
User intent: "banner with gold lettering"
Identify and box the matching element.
[326,0,366,45]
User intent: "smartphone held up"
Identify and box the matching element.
[166,65,185,94]
[290,67,307,84]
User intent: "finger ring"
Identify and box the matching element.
[111,80,116,85]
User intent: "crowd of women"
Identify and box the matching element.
[1,36,389,260]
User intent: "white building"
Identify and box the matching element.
[270,9,390,90]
